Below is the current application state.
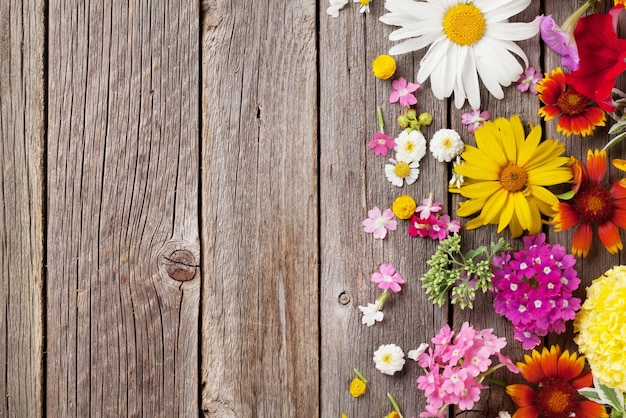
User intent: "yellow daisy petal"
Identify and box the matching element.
[513,192,533,231]
[517,124,542,167]
[497,193,515,233]
[481,188,510,225]
[459,181,503,199]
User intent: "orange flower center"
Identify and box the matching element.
[536,378,578,418]
[500,164,528,192]
[557,88,588,115]
[574,184,614,224]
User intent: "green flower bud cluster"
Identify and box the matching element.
[420,234,510,310]
[397,109,433,132]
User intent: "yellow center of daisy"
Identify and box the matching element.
[557,88,588,115]
[382,354,392,364]
[442,138,452,148]
[500,164,528,192]
[535,378,578,418]
[360,0,370,5]
[442,4,486,46]
[394,162,411,178]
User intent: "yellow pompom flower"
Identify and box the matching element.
[574,265,626,393]
[372,55,397,80]
[453,115,572,237]
[392,195,417,220]
[349,377,366,398]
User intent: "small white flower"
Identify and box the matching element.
[373,343,405,375]
[430,128,464,163]
[385,155,420,187]
[497,412,512,418]
[449,156,465,189]
[358,300,384,326]
[394,129,427,162]
[407,343,429,361]
[327,0,348,17]
[353,0,370,13]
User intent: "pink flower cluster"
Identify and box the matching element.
[371,263,405,293]
[416,322,517,418]
[408,195,460,240]
[491,233,582,350]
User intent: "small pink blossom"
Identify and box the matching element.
[517,67,542,94]
[539,15,579,71]
[461,108,490,133]
[370,263,405,293]
[389,77,420,107]
[408,215,433,238]
[416,193,442,219]
[367,132,396,156]
[362,207,397,239]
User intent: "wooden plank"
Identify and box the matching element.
[319,2,449,416]
[46,1,200,415]
[0,0,45,416]
[200,0,319,416]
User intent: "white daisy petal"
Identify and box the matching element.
[380,0,536,107]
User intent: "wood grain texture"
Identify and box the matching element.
[46,1,200,416]
[200,0,319,416]
[0,0,45,416]
[319,2,449,416]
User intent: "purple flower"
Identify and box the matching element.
[461,108,490,133]
[389,77,420,107]
[517,67,542,94]
[490,233,582,349]
[539,15,579,71]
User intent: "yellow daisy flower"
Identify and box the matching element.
[454,115,572,237]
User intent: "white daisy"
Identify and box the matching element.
[354,0,371,13]
[385,155,420,187]
[394,129,427,162]
[380,0,539,108]
[449,156,465,189]
[429,128,464,162]
[373,344,405,375]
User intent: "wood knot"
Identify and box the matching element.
[157,241,200,283]
[338,292,350,305]
[164,249,198,282]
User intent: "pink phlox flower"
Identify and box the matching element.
[416,194,442,219]
[367,132,396,156]
[514,329,542,350]
[495,352,520,374]
[428,217,450,241]
[461,108,490,133]
[431,324,454,346]
[464,346,493,377]
[370,263,405,293]
[389,77,420,107]
[440,214,461,234]
[407,214,434,238]
[419,404,446,418]
[456,379,484,411]
[441,366,468,396]
[417,368,442,398]
[362,207,397,239]
[477,328,506,355]
[539,15,579,71]
[517,66,543,94]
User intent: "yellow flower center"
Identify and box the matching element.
[500,164,528,192]
[405,142,415,152]
[557,88,588,115]
[359,0,370,5]
[442,137,452,148]
[394,162,411,178]
[382,354,392,363]
[442,3,486,46]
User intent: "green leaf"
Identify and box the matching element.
[556,190,576,200]
[578,387,602,402]
[604,131,626,151]
[598,382,625,411]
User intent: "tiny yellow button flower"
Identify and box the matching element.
[372,54,397,80]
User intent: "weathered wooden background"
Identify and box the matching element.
[1,0,622,416]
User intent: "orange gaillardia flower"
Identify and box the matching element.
[506,345,607,418]
[537,67,606,137]
[552,149,626,257]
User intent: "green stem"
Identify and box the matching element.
[353,368,368,383]
[378,289,390,309]
[377,106,385,133]
[387,393,403,417]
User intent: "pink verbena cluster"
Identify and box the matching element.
[408,194,460,240]
[491,233,582,350]
[416,322,517,418]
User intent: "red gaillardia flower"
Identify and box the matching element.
[537,67,606,137]
[506,345,608,418]
[552,149,626,257]
[566,5,626,112]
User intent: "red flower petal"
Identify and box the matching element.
[572,222,592,257]
[506,384,537,408]
[566,5,626,112]
[572,369,593,390]
[598,221,623,253]
[586,149,607,184]
[512,405,540,418]
[556,349,585,381]
[553,202,579,231]
[575,400,609,418]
